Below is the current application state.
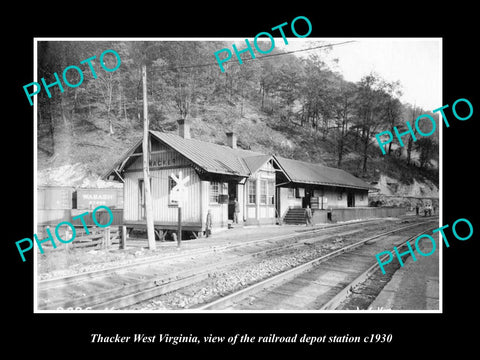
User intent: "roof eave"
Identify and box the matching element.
[101,137,144,180]
[290,179,371,190]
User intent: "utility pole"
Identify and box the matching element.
[177,205,182,248]
[142,63,156,250]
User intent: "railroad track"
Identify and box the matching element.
[194,220,438,311]
[126,218,437,311]
[38,218,383,290]
[37,216,436,311]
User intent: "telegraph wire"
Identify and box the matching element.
[154,40,357,72]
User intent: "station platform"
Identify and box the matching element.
[369,233,440,311]
[120,217,392,256]
[123,222,341,254]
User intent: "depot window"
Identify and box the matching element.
[209,182,220,203]
[287,188,295,198]
[259,179,275,205]
[267,180,275,205]
[260,180,267,204]
[248,179,256,204]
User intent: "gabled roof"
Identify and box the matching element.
[274,156,371,190]
[150,131,266,176]
[104,130,371,191]
[242,154,274,174]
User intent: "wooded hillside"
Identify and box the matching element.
[36,40,439,188]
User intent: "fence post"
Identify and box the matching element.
[120,225,127,249]
[65,228,71,252]
[104,227,111,249]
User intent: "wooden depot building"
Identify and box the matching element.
[104,119,373,238]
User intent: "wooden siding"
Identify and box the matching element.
[71,208,124,227]
[278,187,301,216]
[278,186,369,212]
[237,183,245,222]
[37,187,74,210]
[200,180,228,229]
[37,210,71,227]
[118,135,372,230]
[123,167,201,224]
[331,206,406,222]
[126,147,191,172]
[323,188,346,208]
[355,190,369,207]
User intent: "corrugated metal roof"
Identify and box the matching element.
[105,130,371,190]
[274,156,371,190]
[150,131,264,176]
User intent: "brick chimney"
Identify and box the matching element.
[226,132,237,149]
[177,119,190,139]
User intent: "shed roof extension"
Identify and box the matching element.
[274,156,371,190]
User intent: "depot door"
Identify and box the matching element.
[347,192,355,207]
[302,190,311,208]
[228,182,238,220]
[138,178,152,220]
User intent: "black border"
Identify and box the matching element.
[6,6,479,355]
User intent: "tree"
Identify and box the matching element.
[415,137,438,168]
[406,104,419,165]
[37,41,83,163]
[151,41,222,120]
[331,81,357,166]
[296,57,336,135]
[379,80,403,155]
[354,73,386,173]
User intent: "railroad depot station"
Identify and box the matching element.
[36,120,439,312]
[98,119,405,239]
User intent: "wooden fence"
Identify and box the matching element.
[311,206,408,224]
[36,226,121,251]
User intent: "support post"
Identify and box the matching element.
[65,228,71,251]
[177,206,182,248]
[120,225,127,249]
[104,227,110,248]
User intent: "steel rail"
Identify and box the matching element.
[38,221,385,310]
[319,226,438,310]
[194,219,438,310]
[38,217,387,290]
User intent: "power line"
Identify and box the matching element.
[154,40,357,72]
[253,40,356,61]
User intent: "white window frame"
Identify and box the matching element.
[209,181,220,204]
[260,179,267,205]
[267,180,275,205]
[287,187,295,198]
[248,179,256,205]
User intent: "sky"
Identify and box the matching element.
[277,38,442,111]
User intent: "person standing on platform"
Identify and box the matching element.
[425,203,432,217]
[205,209,213,237]
[305,205,313,226]
[233,198,240,224]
